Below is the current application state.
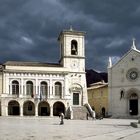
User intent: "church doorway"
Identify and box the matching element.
[8,100,20,115]
[53,101,65,116]
[129,93,138,115]
[38,101,50,116]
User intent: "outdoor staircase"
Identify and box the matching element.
[71,106,89,120]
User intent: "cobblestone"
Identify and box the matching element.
[0,117,140,140]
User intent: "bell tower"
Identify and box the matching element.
[58,28,88,105]
[58,28,86,72]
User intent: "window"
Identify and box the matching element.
[26,81,33,95]
[12,80,19,95]
[71,40,78,55]
[55,82,62,97]
[73,93,79,105]
[40,81,48,96]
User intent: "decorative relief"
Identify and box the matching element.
[71,60,78,69]
[126,68,139,81]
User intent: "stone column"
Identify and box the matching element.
[21,78,24,97]
[50,105,53,117]
[20,106,23,116]
[5,106,8,116]
[35,105,38,116]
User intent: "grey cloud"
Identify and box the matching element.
[1,0,140,71]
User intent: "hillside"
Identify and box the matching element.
[86,69,108,87]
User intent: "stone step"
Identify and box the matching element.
[72,106,89,120]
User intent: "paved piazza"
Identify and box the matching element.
[0,117,140,140]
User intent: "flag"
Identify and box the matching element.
[40,91,42,101]
[31,93,34,98]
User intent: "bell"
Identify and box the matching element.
[72,45,76,51]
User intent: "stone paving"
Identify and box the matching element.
[0,117,140,140]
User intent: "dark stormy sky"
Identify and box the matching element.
[0,0,140,72]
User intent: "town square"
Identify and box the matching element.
[0,117,140,140]
[1,0,140,140]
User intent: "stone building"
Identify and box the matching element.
[108,40,140,118]
[87,81,108,117]
[0,29,88,117]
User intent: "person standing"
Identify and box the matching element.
[92,110,96,120]
[60,112,64,125]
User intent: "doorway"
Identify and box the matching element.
[129,93,138,115]
[129,99,138,115]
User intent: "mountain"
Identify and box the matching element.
[86,69,108,87]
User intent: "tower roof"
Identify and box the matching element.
[58,28,86,41]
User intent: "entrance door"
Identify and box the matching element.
[129,99,138,115]
[73,93,79,105]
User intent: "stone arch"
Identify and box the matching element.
[126,88,140,99]
[23,100,35,116]
[8,100,20,115]
[53,101,65,116]
[38,101,50,116]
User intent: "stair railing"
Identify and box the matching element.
[84,103,94,118]
[69,106,73,119]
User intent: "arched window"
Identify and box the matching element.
[40,81,48,97]
[71,40,78,55]
[12,80,19,95]
[55,82,62,97]
[26,81,33,96]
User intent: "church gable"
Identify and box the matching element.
[110,48,140,86]
[112,49,140,71]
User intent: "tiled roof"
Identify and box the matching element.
[87,82,108,90]
[4,61,62,67]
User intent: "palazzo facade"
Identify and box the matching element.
[0,29,88,117]
[108,40,140,118]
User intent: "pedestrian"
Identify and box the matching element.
[92,110,96,120]
[60,112,64,125]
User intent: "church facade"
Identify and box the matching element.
[0,29,88,117]
[108,40,140,118]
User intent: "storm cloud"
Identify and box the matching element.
[0,0,140,71]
